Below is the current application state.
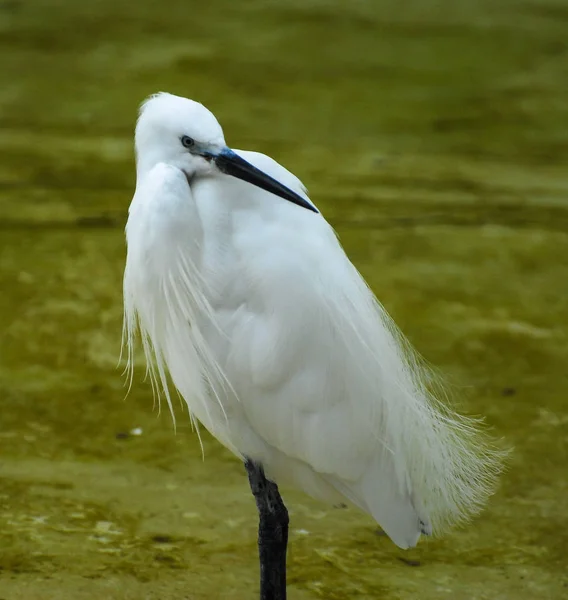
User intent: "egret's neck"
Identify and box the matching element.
[135,150,165,180]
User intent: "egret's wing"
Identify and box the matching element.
[215,152,503,548]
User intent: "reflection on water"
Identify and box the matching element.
[1,1,567,598]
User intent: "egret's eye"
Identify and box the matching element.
[181,135,195,149]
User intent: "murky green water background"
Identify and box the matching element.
[1,0,567,598]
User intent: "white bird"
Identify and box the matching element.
[122,92,504,599]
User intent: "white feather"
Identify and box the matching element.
[123,93,505,550]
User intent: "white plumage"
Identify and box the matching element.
[123,92,504,550]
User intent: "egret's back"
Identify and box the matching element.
[124,150,505,550]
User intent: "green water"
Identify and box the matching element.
[1,1,567,598]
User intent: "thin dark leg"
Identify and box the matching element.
[245,459,289,600]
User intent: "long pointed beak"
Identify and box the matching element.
[214,148,318,213]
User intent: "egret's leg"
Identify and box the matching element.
[244,459,289,600]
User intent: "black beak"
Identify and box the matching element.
[214,148,318,213]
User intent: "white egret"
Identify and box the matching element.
[122,92,504,599]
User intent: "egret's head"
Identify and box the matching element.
[135,92,317,213]
[135,92,225,177]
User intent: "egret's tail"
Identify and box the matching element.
[328,393,505,550]
[323,251,508,548]
[329,450,431,549]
